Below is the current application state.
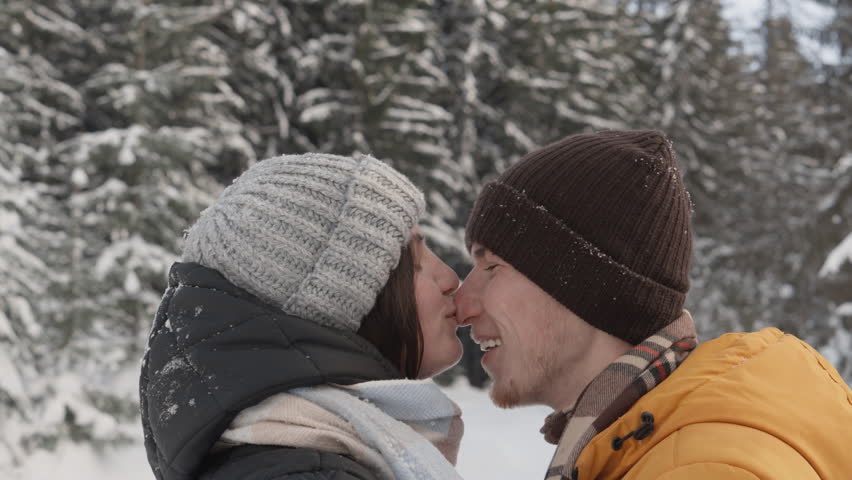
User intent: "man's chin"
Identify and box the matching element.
[489,378,523,409]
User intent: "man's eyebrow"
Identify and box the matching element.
[472,246,487,259]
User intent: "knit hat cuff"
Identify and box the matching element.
[465,181,686,345]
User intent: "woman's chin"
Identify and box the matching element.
[418,342,463,379]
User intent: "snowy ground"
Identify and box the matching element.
[8,380,556,479]
[446,380,556,478]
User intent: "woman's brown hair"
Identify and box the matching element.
[357,241,423,378]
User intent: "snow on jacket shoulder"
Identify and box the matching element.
[574,327,852,480]
[139,262,401,480]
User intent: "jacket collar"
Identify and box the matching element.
[573,327,800,480]
[545,312,698,480]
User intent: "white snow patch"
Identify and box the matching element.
[0,232,48,278]
[118,125,145,166]
[160,356,189,376]
[442,380,555,479]
[383,16,429,33]
[819,231,852,278]
[297,88,335,107]
[70,168,89,188]
[0,310,15,340]
[59,128,146,166]
[412,141,451,159]
[817,154,852,213]
[505,121,536,151]
[6,442,152,480]
[124,271,141,294]
[430,168,467,192]
[42,374,119,440]
[819,316,852,370]
[420,220,466,258]
[555,101,626,130]
[0,209,20,231]
[393,96,452,122]
[7,296,41,337]
[299,103,337,123]
[0,348,26,400]
[835,153,852,174]
[93,235,174,281]
[487,11,507,29]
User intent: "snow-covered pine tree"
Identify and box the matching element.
[424,0,656,267]
[417,0,485,264]
[815,152,852,380]
[0,2,83,467]
[748,9,834,333]
[813,0,851,159]
[212,0,462,262]
[1,0,238,462]
[354,1,454,177]
[806,0,852,380]
[0,108,52,471]
[637,0,776,335]
[207,1,354,158]
[634,0,846,356]
[214,0,456,219]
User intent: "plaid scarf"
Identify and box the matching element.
[542,311,698,480]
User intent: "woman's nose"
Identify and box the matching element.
[439,262,460,295]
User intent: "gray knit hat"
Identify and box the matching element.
[181,152,425,331]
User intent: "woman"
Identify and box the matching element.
[139,153,465,480]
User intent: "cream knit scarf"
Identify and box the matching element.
[218,379,464,480]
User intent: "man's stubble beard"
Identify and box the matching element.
[489,346,559,409]
[489,377,522,408]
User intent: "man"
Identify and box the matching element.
[455,130,852,479]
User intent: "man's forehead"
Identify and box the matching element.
[469,243,491,260]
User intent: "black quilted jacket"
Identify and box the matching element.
[140,262,401,480]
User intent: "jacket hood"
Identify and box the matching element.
[139,262,401,480]
[574,327,852,479]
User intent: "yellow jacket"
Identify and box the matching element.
[574,328,852,479]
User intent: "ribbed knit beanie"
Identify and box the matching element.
[465,130,692,345]
[182,152,425,331]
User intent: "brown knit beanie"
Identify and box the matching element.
[465,130,692,345]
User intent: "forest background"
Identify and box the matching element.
[1,0,850,473]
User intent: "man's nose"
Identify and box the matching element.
[453,275,481,327]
